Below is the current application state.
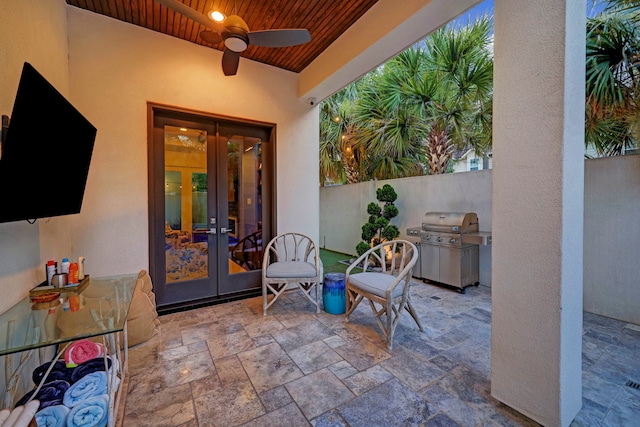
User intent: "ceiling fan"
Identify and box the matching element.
[155,0,312,76]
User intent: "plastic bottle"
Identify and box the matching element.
[46,260,56,286]
[69,295,80,312]
[78,256,85,280]
[61,258,70,274]
[68,262,79,285]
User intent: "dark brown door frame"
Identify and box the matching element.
[147,102,277,312]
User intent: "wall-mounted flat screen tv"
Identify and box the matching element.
[0,62,97,223]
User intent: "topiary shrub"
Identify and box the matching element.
[356,184,400,256]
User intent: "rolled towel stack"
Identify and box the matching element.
[33,372,109,426]
[64,340,106,369]
[26,351,117,426]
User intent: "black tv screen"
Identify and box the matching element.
[0,62,97,223]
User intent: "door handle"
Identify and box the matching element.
[205,228,216,235]
[219,227,229,234]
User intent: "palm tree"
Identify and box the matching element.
[319,83,360,185]
[602,0,640,17]
[407,15,494,173]
[319,14,494,183]
[351,55,429,180]
[586,1,640,155]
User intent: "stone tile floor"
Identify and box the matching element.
[122,282,640,426]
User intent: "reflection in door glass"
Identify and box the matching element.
[227,135,263,274]
[164,126,209,283]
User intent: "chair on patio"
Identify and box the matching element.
[344,239,423,349]
[262,232,322,316]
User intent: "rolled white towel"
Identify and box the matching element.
[0,409,11,425]
[1,405,23,426]
[12,400,40,427]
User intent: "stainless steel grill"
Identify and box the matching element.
[407,212,492,293]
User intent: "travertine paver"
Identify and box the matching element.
[123,283,639,426]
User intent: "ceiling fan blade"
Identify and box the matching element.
[199,30,222,45]
[222,49,241,76]
[247,29,311,48]
[155,0,224,33]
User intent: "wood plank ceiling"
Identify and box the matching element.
[65,0,379,73]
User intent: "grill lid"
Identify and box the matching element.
[422,212,479,233]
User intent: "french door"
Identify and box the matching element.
[148,104,274,309]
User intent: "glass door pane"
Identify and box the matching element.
[164,125,209,283]
[227,135,263,274]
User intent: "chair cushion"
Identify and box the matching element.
[266,261,317,278]
[348,272,404,298]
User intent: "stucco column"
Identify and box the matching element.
[491,1,585,426]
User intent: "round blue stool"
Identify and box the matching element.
[323,273,346,314]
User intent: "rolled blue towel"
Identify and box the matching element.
[63,372,107,408]
[71,357,112,384]
[33,360,73,385]
[65,395,108,427]
[15,380,70,409]
[35,404,69,427]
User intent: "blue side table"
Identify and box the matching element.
[323,273,346,314]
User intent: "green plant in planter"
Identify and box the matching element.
[356,184,400,256]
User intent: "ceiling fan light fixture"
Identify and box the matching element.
[208,10,225,22]
[225,35,248,52]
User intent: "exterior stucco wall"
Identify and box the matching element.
[64,8,319,279]
[321,153,640,325]
[0,0,72,402]
[320,171,493,286]
[0,0,72,312]
[584,154,640,324]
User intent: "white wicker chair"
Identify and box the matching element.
[262,232,322,316]
[345,240,423,349]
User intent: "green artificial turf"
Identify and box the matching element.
[320,248,354,275]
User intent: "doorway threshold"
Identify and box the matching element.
[157,288,261,316]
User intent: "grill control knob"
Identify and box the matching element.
[449,238,456,244]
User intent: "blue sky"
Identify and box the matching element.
[453,0,606,27]
[455,0,494,27]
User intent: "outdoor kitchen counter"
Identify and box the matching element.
[461,231,492,246]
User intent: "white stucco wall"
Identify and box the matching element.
[64,7,319,279]
[0,0,73,312]
[584,154,640,324]
[321,154,639,323]
[320,171,493,286]
[0,0,72,403]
